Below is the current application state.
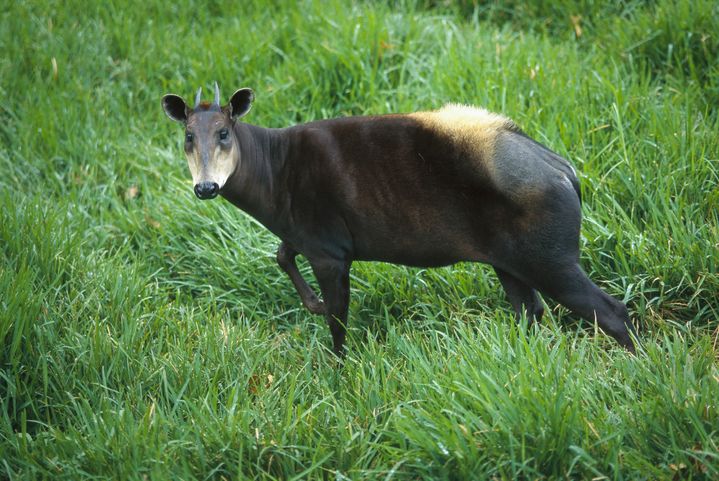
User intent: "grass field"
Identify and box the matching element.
[1,0,718,479]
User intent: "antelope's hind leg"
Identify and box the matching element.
[494,266,544,325]
[530,262,636,352]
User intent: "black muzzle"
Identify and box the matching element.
[194,181,219,199]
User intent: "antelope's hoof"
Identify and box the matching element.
[305,297,326,315]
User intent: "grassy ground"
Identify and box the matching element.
[1,0,718,479]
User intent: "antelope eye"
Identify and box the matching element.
[185,132,193,143]
[219,128,229,141]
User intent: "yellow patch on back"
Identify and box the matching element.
[409,104,517,157]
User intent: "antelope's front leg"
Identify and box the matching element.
[309,257,351,357]
[276,242,326,315]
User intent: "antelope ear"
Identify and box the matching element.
[228,88,254,120]
[162,94,188,123]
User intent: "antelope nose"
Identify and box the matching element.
[194,182,219,199]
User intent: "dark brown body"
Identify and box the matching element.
[162,90,636,355]
[228,117,540,266]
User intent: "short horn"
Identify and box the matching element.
[213,81,220,106]
[194,87,202,108]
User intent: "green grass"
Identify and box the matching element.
[1,0,718,479]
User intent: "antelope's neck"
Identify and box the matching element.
[221,123,289,230]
